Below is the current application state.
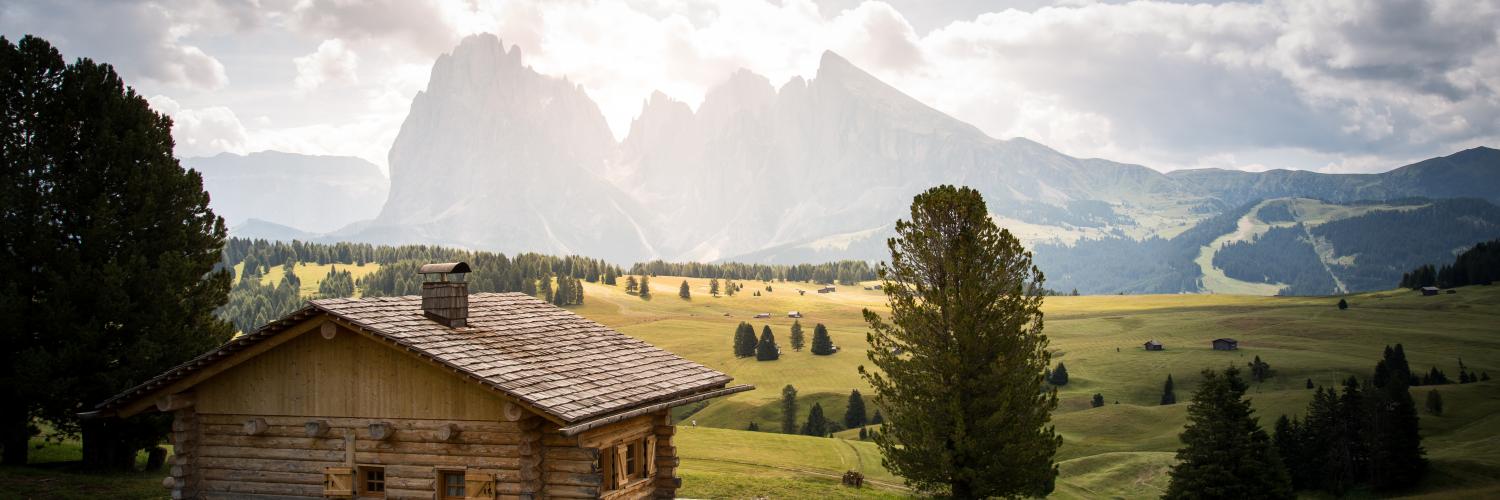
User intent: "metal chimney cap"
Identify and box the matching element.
[418,262,471,274]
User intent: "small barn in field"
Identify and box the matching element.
[1144,340,1164,351]
[1213,338,1239,351]
[1421,286,1441,296]
[93,262,750,500]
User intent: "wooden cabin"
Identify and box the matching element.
[1212,338,1239,351]
[787,311,803,318]
[1421,286,1441,296]
[93,262,751,500]
[1144,340,1164,351]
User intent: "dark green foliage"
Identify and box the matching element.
[1248,356,1273,382]
[219,269,305,334]
[860,186,1060,498]
[1400,264,1438,289]
[781,385,798,434]
[1307,378,1314,389]
[1281,345,1427,494]
[746,421,759,432]
[317,266,356,298]
[755,325,780,361]
[789,320,805,351]
[1256,201,1297,223]
[625,276,638,294]
[538,274,554,302]
[1161,374,1177,405]
[858,427,868,440]
[0,35,234,468]
[1164,367,1293,500]
[709,278,720,297]
[638,275,651,298]
[1426,390,1443,416]
[1312,200,1500,291]
[1091,394,1105,408]
[810,323,835,355]
[1214,224,1338,295]
[732,322,758,358]
[801,403,829,437]
[1338,298,1348,310]
[550,275,582,306]
[845,390,867,428]
[629,260,876,285]
[871,409,884,425]
[1049,362,1070,386]
[679,280,691,300]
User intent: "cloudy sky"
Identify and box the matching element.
[3,0,1497,174]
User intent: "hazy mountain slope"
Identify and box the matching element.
[187,151,388,234]
[1167,147,1500,207]
[353,34,658,263]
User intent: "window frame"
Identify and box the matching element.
[598,433,658,495]
[435,467,466,500]
[357,465,385,497]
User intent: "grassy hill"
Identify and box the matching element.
[577,277,1500,498]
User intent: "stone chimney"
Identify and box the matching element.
[418,262,470,327]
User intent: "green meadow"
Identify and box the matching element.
[11,272,1497,498]
[575,277,1500,498]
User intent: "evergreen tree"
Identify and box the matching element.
[1164,367,1293,500]
[802,403,829,437]
[679,280,691,300]
[781,385,798,434]
[1161,374,1177,405]
[625,275,638,294]
[709,278,720,297]
[603,267,617,285]
[1484,372,1492,381]
[1091,394,1105,408]
[1307,378,1314,389]
[732,322,758,358]
[0,35,234,468]
[1049,362,1070,386]
[638,275,651,298]
[1273,415,1314,490]
[725,278,736,296]
[1338,298,1349,310]
[860,186,1060,498]
[747,421,760,432]
[845,390,868,428]
[811,323,835,355]
[1425,389,1443,416]
[871,408,884,425]
[859,427,868,440]
[755,325,780,361]
[1369,346,1426,491]
[1248,356,1272,382]
[789,320,805,351]
[539,274,554,302]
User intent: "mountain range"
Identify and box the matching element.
[198,33,1500,295]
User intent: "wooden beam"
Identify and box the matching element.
[156,392,195,412]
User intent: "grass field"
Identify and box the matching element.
[575,277,1500,498]
[232,261,382,297]
[10,273,1497,498]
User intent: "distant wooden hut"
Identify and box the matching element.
[1144,339,1164,351]
[1421,286,1441,296]
[754,313,771,318]
[91,262,751,500]
[817,286,836,294]
[1213,338,1239,351]
[787,311,803,318]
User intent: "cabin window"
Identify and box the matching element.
[437,469,465,499]
[359,466,384,496]
[600,435,659,493]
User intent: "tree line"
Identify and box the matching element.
[733,321,836,359]
[1399,239,1500,289]
[1165,345,1430,498]
[1213,224,1339,295]
[628,259,876,285]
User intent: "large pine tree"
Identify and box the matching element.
[781,385,798,434]
[732,322,758,358]
[860,185,1060,498]
[1164,367,1292,499]
[0,36,234,469]
[755,325,780,361]
[845,390,868,428]
[1160,374,1177,405]
[802,402,829,437]
[790,320,805,351]
[810,323,835,355]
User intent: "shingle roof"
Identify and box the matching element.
[98,292,741,425]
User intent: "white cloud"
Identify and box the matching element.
[294,39,360,90]
[13,0,1496,174]
[148,95,250,158]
